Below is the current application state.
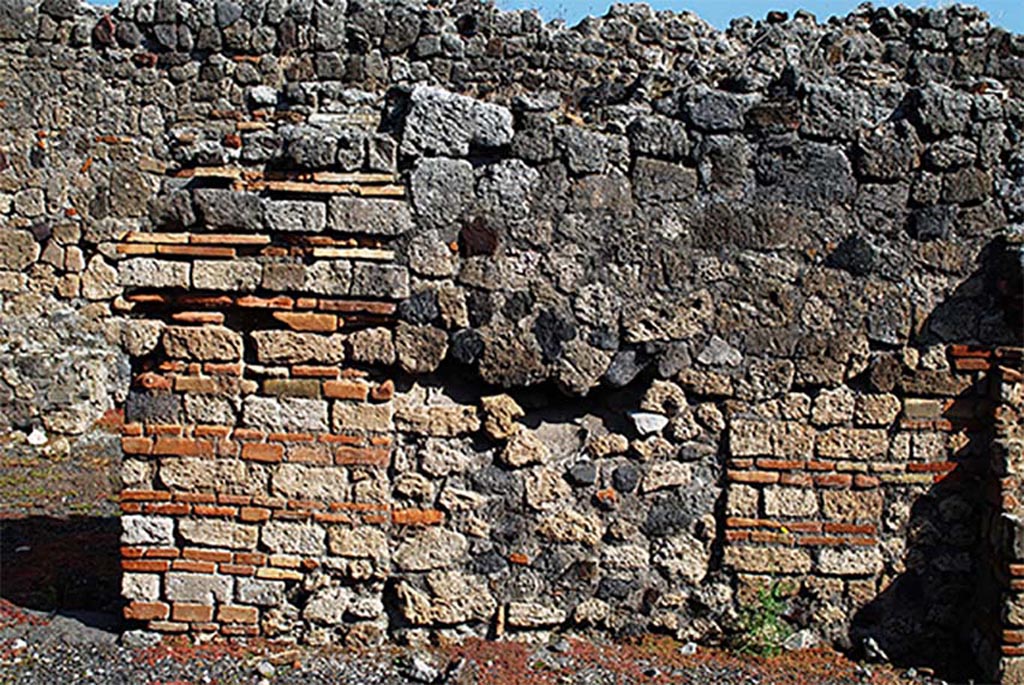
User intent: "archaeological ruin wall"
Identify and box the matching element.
[1,0,1023,679]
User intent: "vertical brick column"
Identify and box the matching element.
[118,166,413,640]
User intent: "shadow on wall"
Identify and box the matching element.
[849,236,1023,680]
[0,516,123,629]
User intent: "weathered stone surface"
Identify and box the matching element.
[499,431,549,468]
[396,571,494,625]
[266,200,326,232]
[641,461,693,494]
[652,532,709,584]
[237,578,286,606]
[304,260,352,295]
[480,394,523,440]
[816,428,888,459]
[506,602,566,628]
[328,198,412,236]
[194,189,265,230]
[351,263,410,299]
[160,457,260,494]
[192,260,262,291]
[394,527,468,571]
[525,467,573,510]
[303,586,351,625]
[118,258,190,288]
[273,463,349,502]
[122,515,174,546]
[163,325,243,360]
[178,519,258,549]
[333,401,393,433]
[243,396,329,433]
[817,547,883,576]
[410,158,474,230]
[262,520,326,555]
[165,572,233,603]
[724,546,813,573]
[81,256,120,299]
[251,331,346,364]
[394,323,447,374]
[122,573,161,601]
[536,509,603,546]
[328,527,388,561]
[402,86,514,156]
[764,487,819,518]
[822,490,884,522]
[348,327,395,365]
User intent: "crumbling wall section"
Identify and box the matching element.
[1,0,1023,675]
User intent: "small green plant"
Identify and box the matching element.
[732,580,793,658]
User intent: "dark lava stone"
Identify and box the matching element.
[826,234,878,277]
[604,350,647,387]
[533,309,576,362]
[397,290,439,324]
[596,577,639,601]
[466,290,494,327]
[449,329,484,365]
[502,290,533,322]
[567,460,597,486]
[469,549,506,575]
[612,464,639,493]
[908,205,956,241]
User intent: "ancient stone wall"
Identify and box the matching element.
[1,0,1022,678]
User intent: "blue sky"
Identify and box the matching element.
[497,0,1024,33]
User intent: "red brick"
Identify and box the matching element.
[273,311,338,332]
[121,423,144,437]
[135,372,172,391]
[147,423,184,436]
[287,446,331,464]
[784,521,823,533]
[121,546,145,559]
[220,564,256,576]
[193,505,238,517]
[240,507,271,522]
[335,446,390,467]
[194,425,233,438]
[292,365,340,378]
[143,547,180,559]
[153,437,213,457]
[175,492,218,504]
[122,437,153,455]
[220,624,259,636]
[724,530,750,542]
[814,474,853,488]
[122,560,169,572]
[824,522,876,535]
[1010,564,1024,577]
[121,489,171,502]
[184,548,233,563]
[323,379,369,400]
[805,461,836,472]
[853,475,881,489]
[267,432,315,443]
[218,605,259,624]
[312,512,352,524]
[954,357,990,371]
[120,502,142,513]
[907,462,957,473]
[370,380,394,402]
[237,295,293,309]
[949,344,992,359]
[392,509,444,526]
[1002,645,1024,657]
[725,517,779,529]
[172,560,216,574]
[779,473,813,487]
[172,603,213,622]
[508,553,530,565]
[125,601,169,621]
[727,470,779,484]
[172,311,225,324]
[204,362,242,376]
[756,459,805,470]
[234,552,267,566]
[241,443,284,463]
[317,299,396,315]
[218,493,252,506]
[157,245,235,258]
[145,502,190,515]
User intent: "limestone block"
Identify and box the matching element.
[822,490,884,522]
[261,520,326,556]
[251,330,346,364]
[242,395,328,433]
[272,463,349,502]
[764,486,819,518]
[817,547,883,576]
[499,431,549,468]
[266,199,326,232]
[237,578,286,606]
[178,519,258,549]
[165,572,233,603]
[641,461,693,494]
[393,527,468,571]
[536,509,603,546]
[328,197,412,236]
[192,260,262,291]
[163,325,243,360]
[332,401,393,433]
[724,546,813,573]
[328,526,388,562]
[118,258,190,288]
[122,573,161,601]
[121,515,174,546]
[506,602,566,628]
[816,428,888,459]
